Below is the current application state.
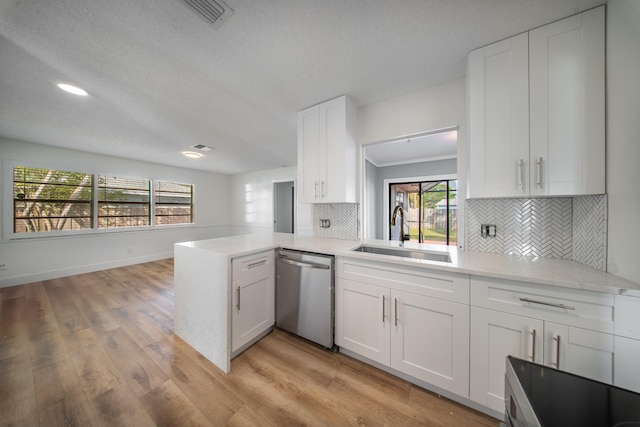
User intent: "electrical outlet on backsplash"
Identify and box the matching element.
[312,203,359,240]
[465,195,607,271]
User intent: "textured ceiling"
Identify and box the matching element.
[0,0,603,174]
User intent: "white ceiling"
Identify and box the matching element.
[0,0,603,175]
[365,130,458,167]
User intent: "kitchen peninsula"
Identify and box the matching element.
[174,232,640,417]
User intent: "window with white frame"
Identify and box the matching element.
[154,181,193,225]
[10,164,194,235]
[13,165,93,233]
[98,175,151,228]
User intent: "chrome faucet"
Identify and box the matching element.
[391,205,405,246]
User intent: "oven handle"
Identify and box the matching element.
[278,257,330,270]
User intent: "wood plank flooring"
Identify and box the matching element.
[0,259,500,426]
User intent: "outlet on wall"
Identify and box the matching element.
[481,224,497,237]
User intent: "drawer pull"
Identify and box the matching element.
[382,295,386,323]
[247,260,267,269]
[519,298,576,311]
[531,329,537,362]
[236,286,241,311]
[394,298,398,326]
[553,335,561,368]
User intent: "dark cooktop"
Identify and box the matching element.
[509,356,640,427]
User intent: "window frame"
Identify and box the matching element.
[12,164,94,234]
[3,159,197,240]
[383,173,457,242]
[153,180,195,226]
[97,175,152,229]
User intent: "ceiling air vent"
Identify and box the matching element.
[191,144,214,152]
[182,0,234,29]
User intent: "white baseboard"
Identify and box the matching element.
[0,252,173,288]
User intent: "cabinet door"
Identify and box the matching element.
[321,96,356,203]
[232,272,275,352]
[391,290,469,397]
[298,104,321,203]
[470,307,543,413]
[468,32,529,198]
[543,322,613,384]
[336,278,390,365]
[529,6,605,196]
[614,337,640,393]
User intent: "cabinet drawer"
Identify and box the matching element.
[232,250,274,279]
[470,276,614,333]
[337,257,469,304]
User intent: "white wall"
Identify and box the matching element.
[606,0,640,283]
[356,78,466,247]
[0,138,232,287]
[229,166,299,233]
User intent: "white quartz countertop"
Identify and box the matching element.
[175,232,640,297]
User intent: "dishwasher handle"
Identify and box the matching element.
[278,257,330,270]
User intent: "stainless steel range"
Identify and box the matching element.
[504,356,640,427]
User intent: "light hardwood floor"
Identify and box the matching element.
[0,259,499,426]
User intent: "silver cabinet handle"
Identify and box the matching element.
[517,159,525,191]
[553,335,561,368]
[394,298,398,326]
[382,295,386,323]
[520,298,576,311]
[247,260,266,269]
[314,181,319,198]
[321,180,326,197]
[536,157,543,188]
[278,257,330,270]
[236,286,241,311]
[531,329,537,362]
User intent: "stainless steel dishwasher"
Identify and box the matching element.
[276,249,335,349]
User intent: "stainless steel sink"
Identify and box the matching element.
[351,245,452,263]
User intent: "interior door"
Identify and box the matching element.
[274,181,294,233]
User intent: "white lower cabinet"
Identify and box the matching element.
[337,279,390,365]
[614,294,640,393]
[470,308,614,413]
[470,308,543,412]
[391,289,469,396]
[469,276,615,414]
[543,321,613,384]
[336,258,470,397]
[231,250,275,353]
[614,337,640,393]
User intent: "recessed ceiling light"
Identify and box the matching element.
[182,151,202,159]
[57,83,88,96]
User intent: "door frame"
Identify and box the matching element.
[383,174,457,241]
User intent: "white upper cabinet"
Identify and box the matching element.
[467,6,605,198]
[468,33,529,198]
[298,95,357,203]
[529,6,605,196]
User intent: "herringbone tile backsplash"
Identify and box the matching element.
[573,195,607,270]
[466,195,607,270]
[313,203,360,240]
